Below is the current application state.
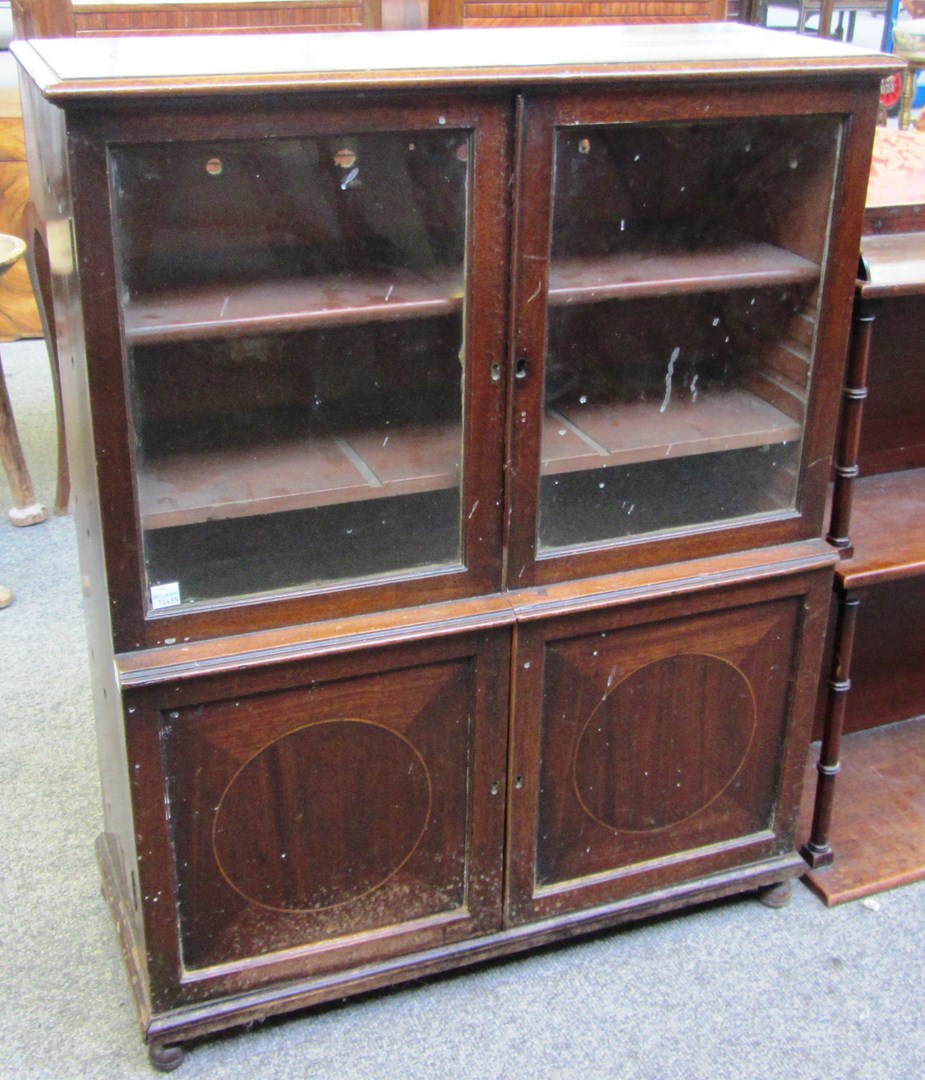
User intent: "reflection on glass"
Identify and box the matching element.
[109,131,470,609]
[539,116,842,553]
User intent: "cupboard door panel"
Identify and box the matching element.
[506,586,818,924]
[125,630,510,1002]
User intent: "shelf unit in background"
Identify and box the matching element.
[803,128,925,902]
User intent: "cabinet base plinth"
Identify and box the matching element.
[109,854,803,1058]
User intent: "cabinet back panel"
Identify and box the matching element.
[859,295,925,475]
[110,131,469,295]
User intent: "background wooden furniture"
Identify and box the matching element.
[802,126,925,903]
[0,93,67,514]
[0,91,41,341]
[427,0,727,28]
[11,0,382,37]
[0,231,46,525]
[14,25,892,1069]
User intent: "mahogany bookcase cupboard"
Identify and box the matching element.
[13,24,893,1070]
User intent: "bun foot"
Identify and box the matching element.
[758,880,794,909]
[149,1043,186,1072]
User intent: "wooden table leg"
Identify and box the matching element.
[23,204,69,516]
[0,350,47,526]
[900,64,919,131]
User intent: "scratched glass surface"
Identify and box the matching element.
[538,115,842,553]
[109,132,469,610]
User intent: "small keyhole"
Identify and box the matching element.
[490,781,501,796]
[514,775,525,790]
[515,356,528,380]
[490,362,501,383]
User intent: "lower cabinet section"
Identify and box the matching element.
[106,557,831,1059]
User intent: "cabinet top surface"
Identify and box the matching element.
[13,23,897,101]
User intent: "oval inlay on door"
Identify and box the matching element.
[573,654,756,833]
[214,719,432,912]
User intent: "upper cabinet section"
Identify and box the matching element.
[14,26,894,646]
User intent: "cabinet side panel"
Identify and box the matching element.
[18,78,150,1007]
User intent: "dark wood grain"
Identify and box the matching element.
[59,92,510,649]
[505,80,879,589]
[855,295,925,476]
[827,296,875,555]
[72,0,381,35]
[806,199,925,871]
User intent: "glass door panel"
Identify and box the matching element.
[109,129,472,611]
[538,115,842,553]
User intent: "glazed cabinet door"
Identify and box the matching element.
[506,84,873,586]
[505,571,829,924]
[69,94,511,649]
[121,628,510,1010]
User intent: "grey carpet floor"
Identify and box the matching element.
[1,337,923,1079]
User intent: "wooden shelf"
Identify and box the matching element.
[542,386,802,473]
[548,242,819,305]
[800,716,925,906]
[138,421,462,529]
[836,467,925,589]
[121,245,816,345]
[123,267,464,345]
[860,231,925,300]
[140,384,802,530]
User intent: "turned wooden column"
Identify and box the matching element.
[828,295,877,556]
[802,589,861,868]
[803,286,877,869]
